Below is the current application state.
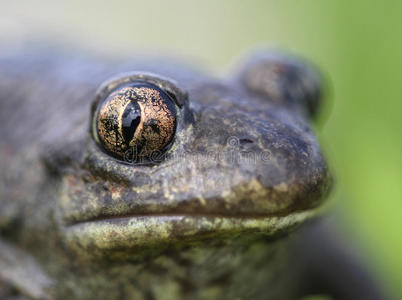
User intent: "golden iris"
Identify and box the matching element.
[93,82,177,162]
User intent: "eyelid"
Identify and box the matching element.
[93,72,188,110]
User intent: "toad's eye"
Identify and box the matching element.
[92,82,178,162]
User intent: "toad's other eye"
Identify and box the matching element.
[93,82,178,162]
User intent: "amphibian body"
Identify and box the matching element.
[0,47,381,299]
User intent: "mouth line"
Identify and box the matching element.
[66,210,302,226]
[61,206,326,256]
[63,209,323,255]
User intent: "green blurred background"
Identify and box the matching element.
[1,0,401,298]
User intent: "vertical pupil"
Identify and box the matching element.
[121,100,141,146]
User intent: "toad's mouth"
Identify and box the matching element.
[63,209,323,255]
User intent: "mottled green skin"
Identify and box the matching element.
[0,47,331,299]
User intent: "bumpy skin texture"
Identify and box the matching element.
[0,47,335,299]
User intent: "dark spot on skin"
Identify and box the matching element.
[144,290,156,300]
[176,277,196,295]
[239,138,254,144]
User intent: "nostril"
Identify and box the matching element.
[239,138,254,145]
